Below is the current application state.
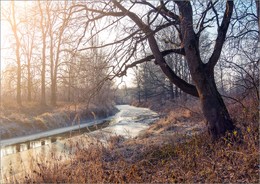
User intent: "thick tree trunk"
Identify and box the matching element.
[196,74,235,140]
[202,96,235,140]
[174,1,235,140]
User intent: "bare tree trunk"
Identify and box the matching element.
[68,66,72,102]
[16,47,22,106]
[170,82,175,99]
[47,4,56,106]
[27,59,32,102]
[41,41,46,106]
[50,2,70,106]
[24,5,35,102]
[256,0,260,41]
[174,63,179,98]
[194,69,235,140]
[137,81,141,103]
[11,1,22,106]
[51,69,57,106]
[38,1,47,106]
[26,32,34,102]
[219,61,225,93]
[50,58,57,106]
[175,1,235,140]
[50,38,56,106]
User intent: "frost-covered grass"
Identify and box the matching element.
[0,101,117,139]
[9,97,259,183]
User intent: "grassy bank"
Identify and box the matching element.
[0,101,117,139]
[6,98,260,183]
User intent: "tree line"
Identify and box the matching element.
[1,1,114,107]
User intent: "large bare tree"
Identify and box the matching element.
[20,6,37,102]
[71,0,243,140]
[38,1,49,106]
[4,0,23,105]
[49,1,72,106]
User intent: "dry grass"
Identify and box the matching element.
[5,97,259,183]
[19,128,258,183]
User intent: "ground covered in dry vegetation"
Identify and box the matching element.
[0,101,117,139]
[9,97,259,183]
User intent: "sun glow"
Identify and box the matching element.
[1,1,34,72]
[1,1,12,73]
[1,20,10,72]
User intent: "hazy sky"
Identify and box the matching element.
[0,1,136,89]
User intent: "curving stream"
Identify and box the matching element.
[0,105,159,181]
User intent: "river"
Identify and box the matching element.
[0,105,159,181]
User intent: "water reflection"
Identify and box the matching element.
[0,137,61,158]
[1,120,111,158]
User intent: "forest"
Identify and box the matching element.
[0,0,259,183]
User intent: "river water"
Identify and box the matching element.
[0,105,159,181]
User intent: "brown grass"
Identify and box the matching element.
[6,97,260,183]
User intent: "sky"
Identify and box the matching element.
[1,1,15,72]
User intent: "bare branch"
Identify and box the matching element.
[116,47,185,77]
[207,0,234,71]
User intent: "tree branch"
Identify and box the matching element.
[112,0,198,97]
[70,4,126,17]
[117,47,186,77]
[207,0,234,71]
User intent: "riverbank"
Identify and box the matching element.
[0,102,118,139]
[1,105,160,181]
[6,100,260,183]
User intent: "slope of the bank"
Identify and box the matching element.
[0,103,118,139]
[20,99,259,183]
